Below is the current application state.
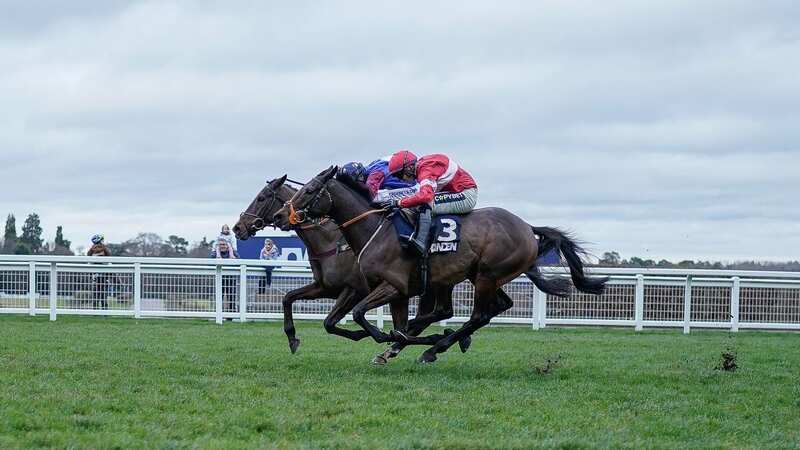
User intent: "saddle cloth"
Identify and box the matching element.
[390,210,463,254]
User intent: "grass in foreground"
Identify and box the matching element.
[0,316,798,449]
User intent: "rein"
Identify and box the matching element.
[340,209,387,229]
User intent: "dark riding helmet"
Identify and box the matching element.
[337,162,367,184]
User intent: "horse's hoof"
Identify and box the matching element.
[459,335,472,353]
[288,338,301,354]
[417,352,437,364]
[371,354,388,366]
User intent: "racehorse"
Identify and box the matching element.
[273,166,607,363]
[233,175,467,363]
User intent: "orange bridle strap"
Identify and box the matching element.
[285,189,302,226]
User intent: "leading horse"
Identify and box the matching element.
[273,166,607,363]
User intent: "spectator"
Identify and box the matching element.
[259,238,280,293]
[211,238,239,315]
[214,224,237,257]
[87,234,111,310]
[211,238,238,259]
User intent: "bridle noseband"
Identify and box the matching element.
[285,183,333,227]
[239,188,279,234]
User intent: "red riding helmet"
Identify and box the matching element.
[387,150,417,175]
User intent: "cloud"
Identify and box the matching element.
[0,0,798,260]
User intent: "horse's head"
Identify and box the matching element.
[233,175,294,240]
[273,166,337,231]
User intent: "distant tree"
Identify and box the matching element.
[164,235,189,257]
[656,259,674,268]
[52,225,73,255]
[629,257,646,267]
[20,213,44,254]
[599,251,621,266]
[126,233,165,257]
[188,237,213,258]
[14,243,31,255]
[2,214,17,254]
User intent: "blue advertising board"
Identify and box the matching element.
[237,235,309,261]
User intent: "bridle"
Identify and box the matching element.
[285,182,333,227]
[239,187,279,234]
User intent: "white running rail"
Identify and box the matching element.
[1,255,799,333]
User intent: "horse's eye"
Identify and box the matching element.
[257,196,265,202]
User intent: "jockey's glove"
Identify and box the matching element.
[378,198,400,210]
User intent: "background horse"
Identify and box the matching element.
[273,166,607,363]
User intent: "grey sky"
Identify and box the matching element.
[1,1,798,260]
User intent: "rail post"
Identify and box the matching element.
[377,304,385,330]
[539,287,547,329]
[28,261,36,316]
[239,265,248,323]
[215,265,223,324]
[49,262,57,321]
[635,274,644,331]
[731,276,740,332]
[532,286,542,330]
[134,263,142,319]
[683,275,692,334]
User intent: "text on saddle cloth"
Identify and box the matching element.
[390,213,462,254]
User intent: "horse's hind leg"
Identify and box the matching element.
[417,276,501,363]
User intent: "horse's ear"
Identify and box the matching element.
[322,166,339,181]
[315,166,332,177]
[275,174,287,187]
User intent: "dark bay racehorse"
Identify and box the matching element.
[273,166,607,363]
[234,176,465,363]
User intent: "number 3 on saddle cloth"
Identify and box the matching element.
[390,211,462,254]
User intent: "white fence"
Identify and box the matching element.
[1,255,799,333]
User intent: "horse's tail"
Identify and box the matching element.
[524,263,573,297]
[530,226,608,296]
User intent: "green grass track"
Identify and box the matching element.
[0,315,798,449]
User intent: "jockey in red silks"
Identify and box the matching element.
[377,150,478,254]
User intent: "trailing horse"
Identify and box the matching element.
[273,166,607,363]
[233,176,463,362]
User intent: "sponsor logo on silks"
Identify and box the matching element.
[434,192,467,204]
[374,186,420,202]
[429,215,461,254]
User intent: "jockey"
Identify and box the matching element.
[378,150,478,254]
[337,158,417,201]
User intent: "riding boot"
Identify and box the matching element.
[411,205,432,255]
[412,205,433,296]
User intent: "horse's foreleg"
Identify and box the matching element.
[374,287,455,364]
[322,287,371,341]
[282,282,330,354]
[351,281,401,344]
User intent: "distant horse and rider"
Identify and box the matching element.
[234,150,606,364]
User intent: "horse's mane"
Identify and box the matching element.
[334,175,373,202]
[327,177,374,211]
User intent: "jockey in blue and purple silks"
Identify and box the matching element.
[337,157,418,202]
